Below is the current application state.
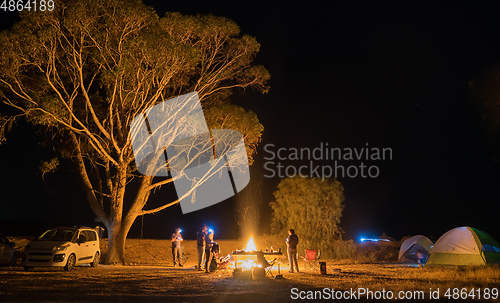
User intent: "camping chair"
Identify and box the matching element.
[181,246,189,264]
[217,253,232,272]
[256,251,276,278]
[302,249,320,270]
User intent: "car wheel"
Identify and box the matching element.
[8,253,17,267]
[64,254,76,271]
[91,252,100,267]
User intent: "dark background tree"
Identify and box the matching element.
[469,66,500,163]
[0,0,269,264]
[270,177,345,258]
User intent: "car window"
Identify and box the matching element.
[38,229,76,241]
[78,231,88,242]
[84,230,97,241]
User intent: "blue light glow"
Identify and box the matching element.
[360,237,389,242]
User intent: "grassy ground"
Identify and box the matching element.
[1,238,499,302]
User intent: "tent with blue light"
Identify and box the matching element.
[398,235,433,264]
[426,226,500,266]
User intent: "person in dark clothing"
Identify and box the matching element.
[196,225,208,271]
[204,229,216,273]
[286,229,299,273]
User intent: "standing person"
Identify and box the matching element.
[196,225,208,271]
[204,229,216,273]
[416,249,424,267]
[286,229,299,273]
[171,228,183,267]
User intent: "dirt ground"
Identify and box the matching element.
[1,239,499,302]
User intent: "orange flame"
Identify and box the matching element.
[245,236,257,251]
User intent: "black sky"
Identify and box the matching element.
[1,1,500,242]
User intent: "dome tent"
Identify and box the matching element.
[398,235,433,264]
[426,226,500,266]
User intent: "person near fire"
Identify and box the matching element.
[286,229,299,273]
[196,224,208,271]
[204,229,216,273]
[171,228,183,267]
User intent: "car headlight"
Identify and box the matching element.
[53,244,70,251]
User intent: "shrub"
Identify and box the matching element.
[354,240,400,263]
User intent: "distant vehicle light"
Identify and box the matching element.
[360,238,389,242]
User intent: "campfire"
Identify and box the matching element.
[245,236,257,252]
[229,236,284,279]
[232,236,261,270]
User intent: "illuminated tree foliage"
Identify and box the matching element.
[270,177,345,257]
[0,0,269,264]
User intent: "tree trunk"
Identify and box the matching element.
[104,213,139,265]
[105,220,125,264]
[104,174,152,265]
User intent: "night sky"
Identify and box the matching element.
[1,1,500,242]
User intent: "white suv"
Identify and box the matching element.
[23,226,101,271]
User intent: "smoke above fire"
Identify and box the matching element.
[236,185,260,239]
